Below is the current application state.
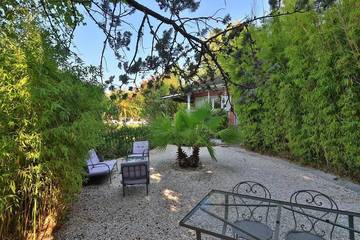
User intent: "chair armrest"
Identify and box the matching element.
[142,149,149,156]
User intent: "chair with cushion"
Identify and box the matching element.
[231,181,273,240]
[126,140,149,161]
[121,160,149,197]
[86,149,118,183]
[286,190,339,240]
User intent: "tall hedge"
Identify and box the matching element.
[221,0,360,177]
[0,23,108,239]
[97,125,150,159]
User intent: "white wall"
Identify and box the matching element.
[194,96,209,108]
[194,94,231,111]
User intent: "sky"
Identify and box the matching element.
[72,0,269,83]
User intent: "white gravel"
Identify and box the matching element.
[54,145,360,240]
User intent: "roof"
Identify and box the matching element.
[161,93,187,102]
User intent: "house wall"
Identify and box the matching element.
[194,96,209,108]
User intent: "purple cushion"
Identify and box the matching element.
[87,149,100,167]
[86,148,118,177]
[88,165,110,176]
[121,161,148,183]
[87,160,117,177]
[132,141,149,154]
[104,159,117,169]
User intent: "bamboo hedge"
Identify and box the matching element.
[0,23,108,239]
[221,0,360,178]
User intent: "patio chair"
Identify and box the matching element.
[231,181,273,240]
[86,149,118,183]
[285,190,339,240]
[121,160,149,197]
[126,140,149,161]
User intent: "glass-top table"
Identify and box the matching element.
[179,189,360,240]
[125,155,147,162]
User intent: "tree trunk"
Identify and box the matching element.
[177,145,201,168]
[177,145,187,160]
[177,146,188,168]
[190,146,200,167]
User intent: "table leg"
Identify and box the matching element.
[273,205,282,240]
[222,193,229,236]
[349,215,355,240]
[196,230,201,240]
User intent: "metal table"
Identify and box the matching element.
[125,155,147,162]
[179,189,360,240]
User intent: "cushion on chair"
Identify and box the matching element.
[122,163,147,177]
[286,231,325,240]
[87,149,100,167]
[232,220,273,240]
[103,159,117,169]
[132,141,149,154]
[88,165,110,177]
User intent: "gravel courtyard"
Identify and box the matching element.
[55,145,360,240]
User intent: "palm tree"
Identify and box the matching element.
[150,105,240,168]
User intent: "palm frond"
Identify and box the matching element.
[189,105,212,126]
[218,127,241,144]
[150,115,172,149]
[206,144,217,161]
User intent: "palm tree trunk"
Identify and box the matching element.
[177,146,187,160]
[177,146,189,168]
[190,146,200,167]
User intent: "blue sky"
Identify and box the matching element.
[72,0,269,82]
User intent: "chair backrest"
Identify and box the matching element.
[132,140,149,155]
[289,190,339,239]
[232,181,272,223]
[87,149,100,168]
[121,161,149,183]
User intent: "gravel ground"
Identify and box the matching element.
[54,145,360,240]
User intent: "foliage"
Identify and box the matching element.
[0,22,108,239]
[111,74,181,122]
[115,93,144,122]
[221,0,360,177]
[140,75,181,121]
[150,105,240,167]
[97,125,150,159]
[0,0,317,98]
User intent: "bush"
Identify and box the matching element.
[221,0,360,178]
[0,23,108,239]
[97,125,150,159]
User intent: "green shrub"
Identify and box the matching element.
[0,23,108,239]
[97,125,150,159]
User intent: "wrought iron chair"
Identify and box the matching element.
[86,149,118,183]
[126,140,150,162]
[231,181,273,240]
[121,161,149,197]
[286,190,339,240]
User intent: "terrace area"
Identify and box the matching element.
[55,145,360,239]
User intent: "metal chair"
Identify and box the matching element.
[86,149,118,183]
[126,140,149,162]
[286,190,339,240]
[231,181,273,240]
[121,161,149,197]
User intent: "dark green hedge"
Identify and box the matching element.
[97,125,150,159]
[221,0,360,178]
